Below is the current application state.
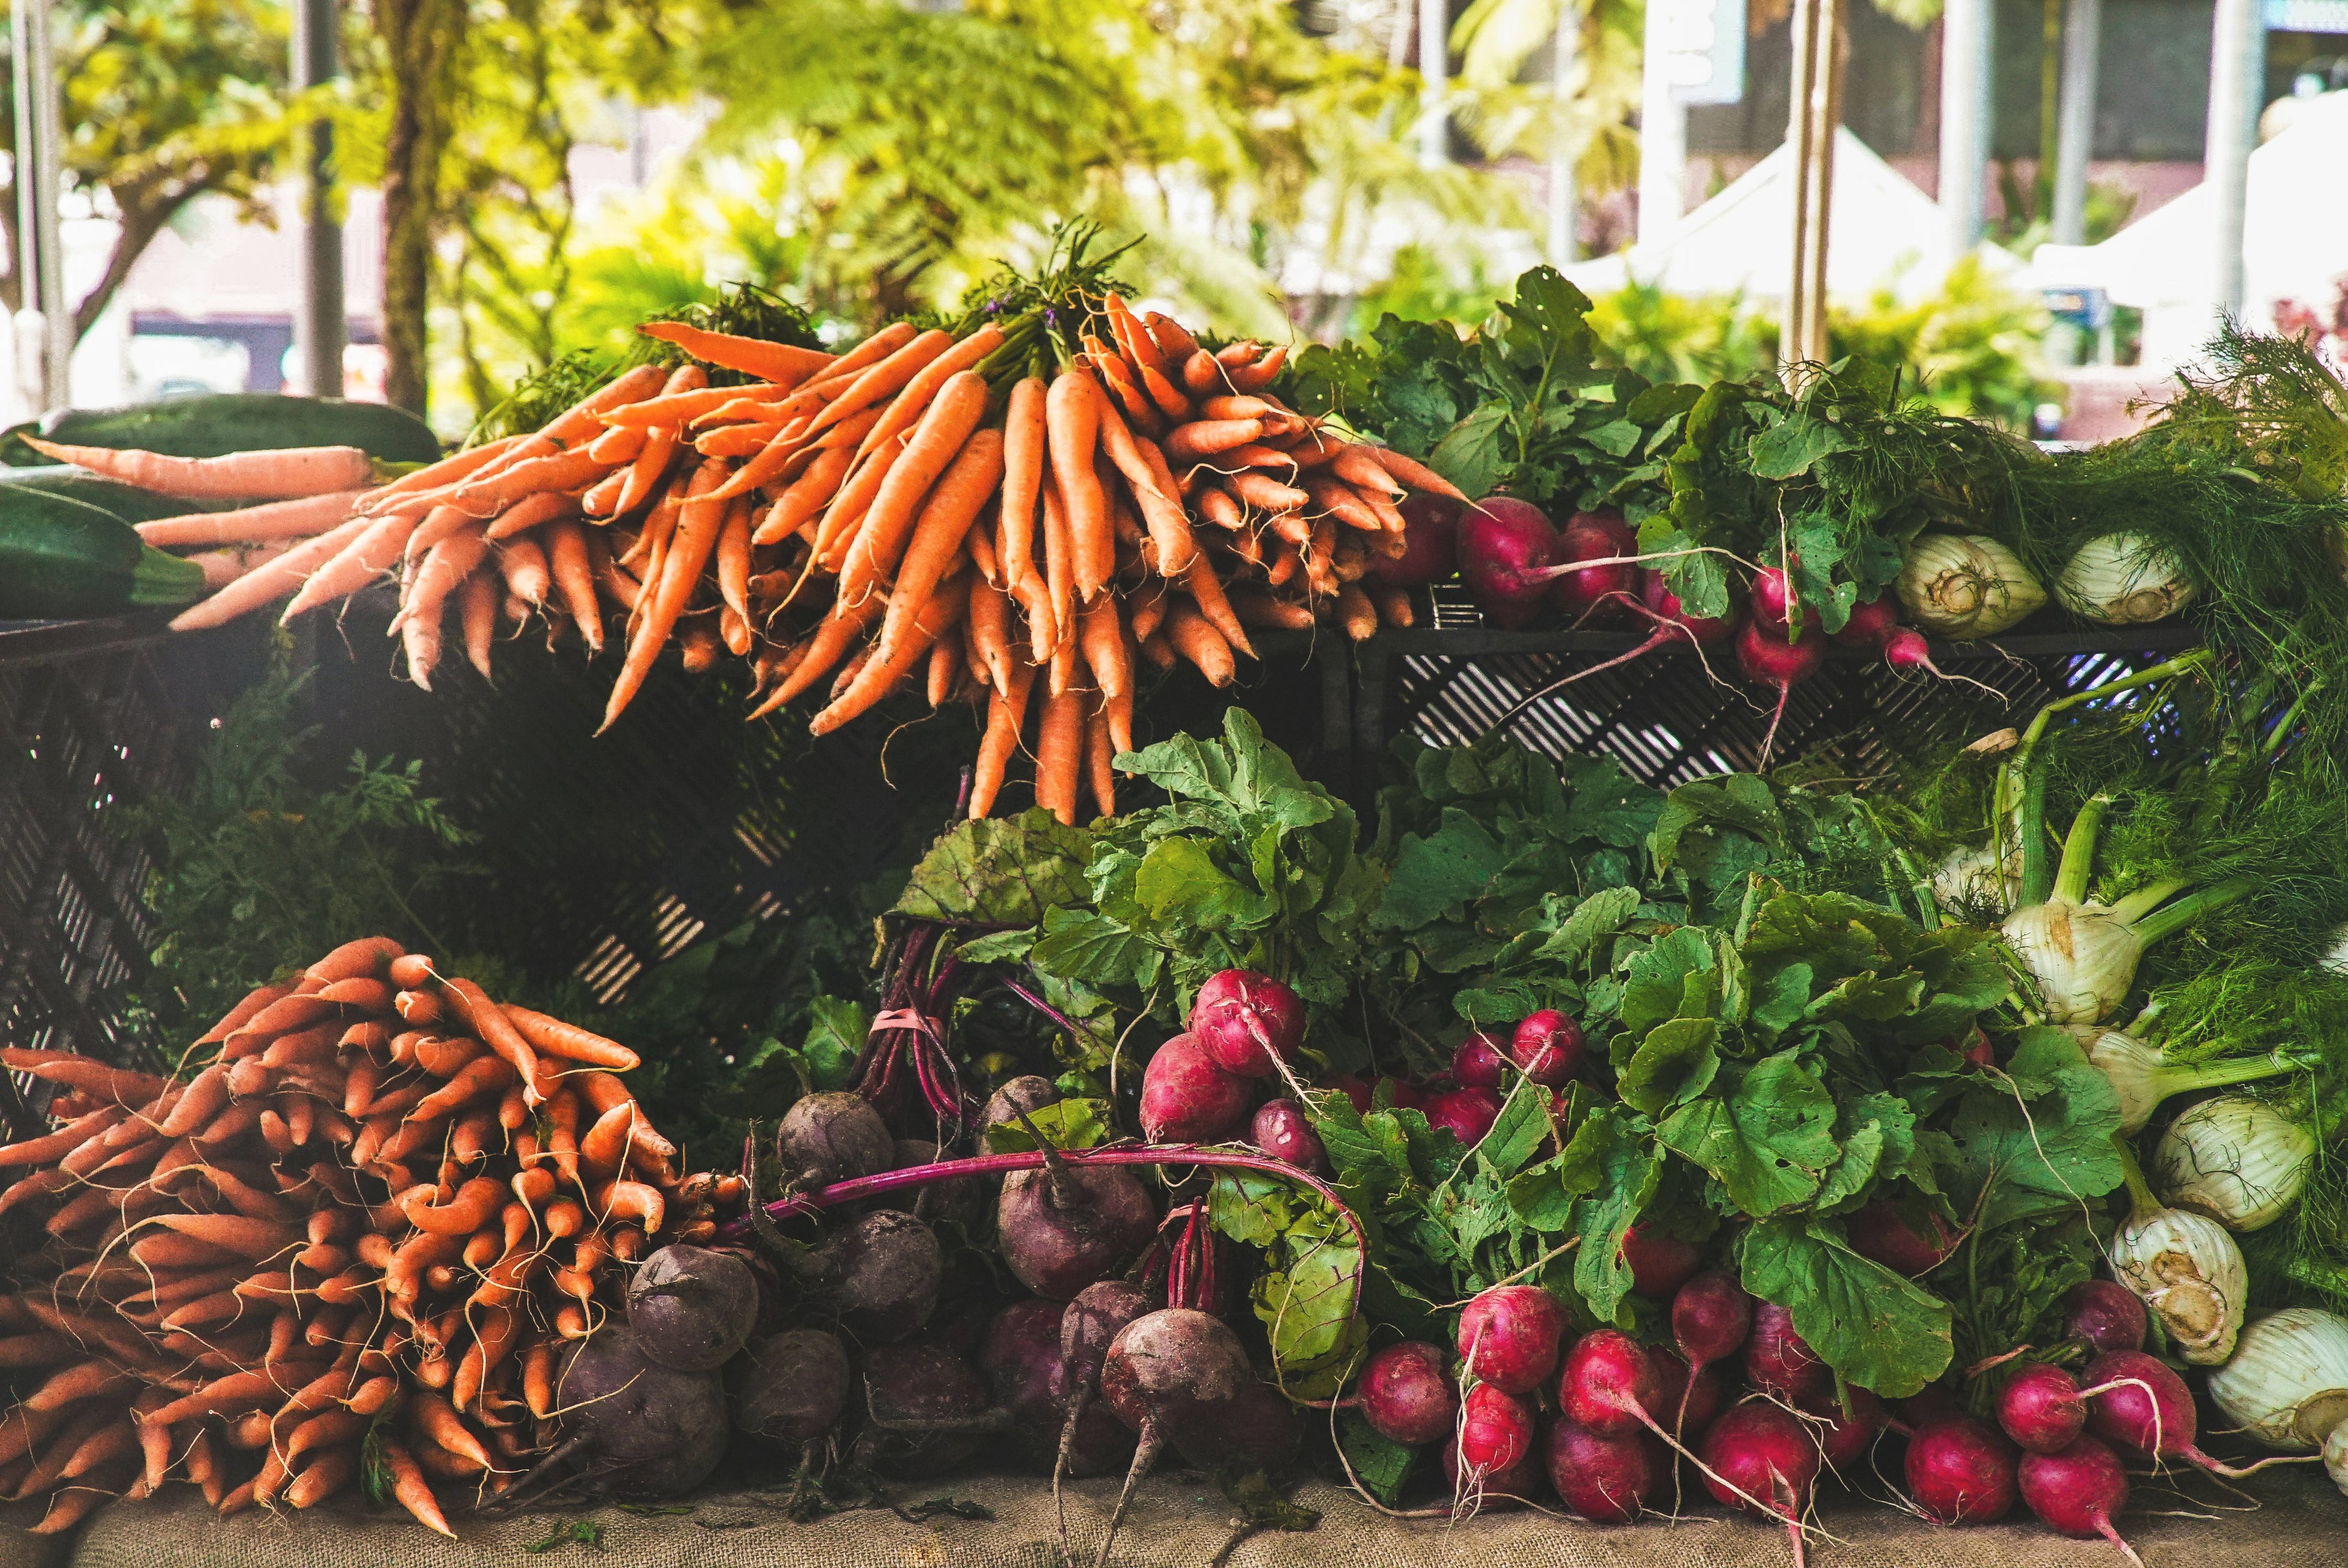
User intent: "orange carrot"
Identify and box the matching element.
[1077,595,1131,701]
[873,428,1006,663]
[751,442,857,547]
[969,577,1016,698]
[500,1006,640,1071]
[1145,311,1200,361]
[169,515,370,631]
[138,490,364,548]
[1165,602,1236,685]
[969,657,1035,819]
[600,458,728,731]
[835,372,991,609]
[850,325,1005,464]
[812,430,912,569]
[1166,419,1264,462]
[483,487,580,543]
[441,979,550,1105]
[1227,344,1290,391]
[808,574,973,737]
[1046,371,1109,600]
[585,422,648,464]
[638,322,833,384]
[755,592,884,716]
[590,1178,665,1231]
[497,533,550,608]
[397,521,492,635]
[403,1177,506,1237]
[356,435,516,512]
[449,447,609,517]
[24,436,371,500]
[600,383,766,431]
[1094,397,1195,575]
[543,520,603,652]
[800,328,951,444]
[1365,444,1468,501]
[1039,474,1075,662]
[378,1438,454,1536]
[1033,683,1085,826]
[1000,375,1047,595]
[1184,550,1255,657]
[1106,686,1135,756]
[1084,701,1117,819]
[716,496,753,625]
[925,635,959,707]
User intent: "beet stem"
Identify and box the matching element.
[721,1145,1369,1266]
[1053,1387,1092,1567]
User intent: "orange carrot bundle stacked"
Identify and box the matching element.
[132,295,1463,814]
[0,937,725,1536]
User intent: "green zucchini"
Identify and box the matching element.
[1,394,441,466]
[0,465,223,525]
[0,487,206,619]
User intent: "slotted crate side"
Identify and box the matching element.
[301,602,971,1007]
[0,638,185,1075]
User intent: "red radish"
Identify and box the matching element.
[1442,1426,1541,1509]
[1670,1272,1752,1437]
[1998,1363,2089,1455]
[1744,1301,1829,1402]
[1357,1341,1457,1445]
[1700,1402,1822,1567]
[1458,1382,1537,1474]
[1335,1075,1428,1114]
[1799,1385,1886,1472]
[1249,1100,1327,1174]
[1559,1329,1664,1437]
[1509,1010,1584,1088]
[1647,1345,1722,1437]
[1735,617,1825,766]
[2018,1437,2144,1566]
[1368,495,1460,587]
[1619,1224,1702,1298]
[1187,970,1305,1080]
[2063,1281,2147,1355]
[1456,498,1559,628]
[1749,567,1820,636]
[1546,511,1637,621]
[1904,1413,2018,1523]
[1957,1027,1996,1069]
[1845,1200,1957,1275]
[1882,627,1979,688]
[2081,1349,2297,1476]
[1544,1416,1669,1522]
[1456,1284,1566,1394]
[1384,1078,1428,1111]
[1898,1386,1963,1434]
[1831,592,1900,647]
[1422,1086,1502,1149]
[1450,1032,1508,1091]
[1138,1034,1251,1144]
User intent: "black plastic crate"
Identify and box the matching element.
[0,615,195,1124]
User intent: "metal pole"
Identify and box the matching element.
[2202,0,2262,323]
[1938,0,1993,257]
[1784,0,1820,373]
[1638,0,1686,243]
[13,0,68,411]
[292,0,344,398]
[1418,0,1450,168]
[1548,3,1580,265]
[2050,0,2100,246]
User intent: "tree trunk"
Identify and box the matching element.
[377,0,467,419]
[74,197,172,340]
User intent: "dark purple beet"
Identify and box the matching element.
[978,1300,1071,1466]
[2062,1281,2149,1355]
[729,1328,851,1445]
[860,1340,992,1477]
[829,1209,942,1342]
[877,1138,988,1228]
[626,1244,759,1372]
[996,1162,1157,1301]
[777,1091,896,1188]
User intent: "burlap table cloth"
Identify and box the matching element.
[0,1500,70,1568]
[56,1464,2347,1568]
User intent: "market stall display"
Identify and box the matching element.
[6,259,2348,1564]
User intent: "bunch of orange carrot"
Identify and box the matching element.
[0,936,726,1536]
[86,293,1460,822]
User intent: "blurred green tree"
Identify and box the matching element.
[0,0,295,340]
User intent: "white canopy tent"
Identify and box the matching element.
[1565,128,2018,306]
[2029,91,2348,370]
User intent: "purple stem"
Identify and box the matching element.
[718,1144,1371,1267]
[995,974,1093,1043]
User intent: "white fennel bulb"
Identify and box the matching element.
[2150,1096,2314,1232]
[1933,844,2022,912]
[2066,1028,2306,1135]
[1896,535,2046,639]
[2110,1205,2247,1365]
[2004,899,2144,1025]
[2325,1420,2348,1498]
[2207,1308,2348,1450]
[2054,533,2196,625]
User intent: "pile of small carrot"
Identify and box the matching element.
[0,935,728,1536]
